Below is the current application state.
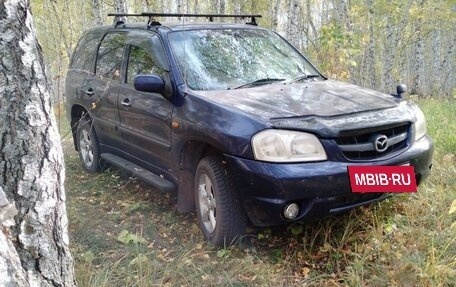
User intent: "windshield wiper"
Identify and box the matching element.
[229,78,285,90]
[284,74,321,85]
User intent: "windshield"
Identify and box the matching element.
[168,28,321,91]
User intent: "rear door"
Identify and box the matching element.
[80,32,126,150]
[65,32,102,125]
[118,30,174,174]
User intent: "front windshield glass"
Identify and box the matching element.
[168,28,320,91]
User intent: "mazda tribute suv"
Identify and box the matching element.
[65,13,434,246]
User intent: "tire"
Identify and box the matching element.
[194,156,247,246]
[76,117,103,173]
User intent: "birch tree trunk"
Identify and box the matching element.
[270,0,280,30]
[115,0,128,22]
[219,0,225,14]
[0,0,75,286]
[286,0,301,50]
[441,32,455,95]
[92,0,103,25]
[364,0,377,89]
[430,29,441,95]
[383,11,395,93]
[412,30,425,95]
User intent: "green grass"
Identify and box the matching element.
[61,98,456,286]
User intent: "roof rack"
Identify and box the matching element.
[107,13,262,28]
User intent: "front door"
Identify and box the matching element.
[118,31,174,176]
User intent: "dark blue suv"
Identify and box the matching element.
[66,14,433,246]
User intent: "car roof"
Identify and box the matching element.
[86,21,264,35]
[158,22,263,31]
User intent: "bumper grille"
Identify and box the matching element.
[335,123,410,160]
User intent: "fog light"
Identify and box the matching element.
[284,203,299,219]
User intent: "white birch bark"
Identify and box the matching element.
[270,0,281,30]
[219,0,225,14]
[92,0,103,25]
[333,0,358,84]
[115,0,128,22]
[0,0,75,286]
[383,0,414,94]
[441,32,455,95]
[412,30,425,95]
[286,0,301,50]
[364,0,377,89]
[383,2,395,94]
[193,0,199,14]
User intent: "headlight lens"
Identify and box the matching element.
[414,107,427,141]
[252,130,327,162]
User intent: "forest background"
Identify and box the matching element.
[31,0,456,103]
[26,0,455,286]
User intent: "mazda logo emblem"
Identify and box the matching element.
[373,134,389,152]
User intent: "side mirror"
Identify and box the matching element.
[134,74,165,93]
[394,84,407,99]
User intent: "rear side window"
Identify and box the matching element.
[70,33,100,72]
[95,33,126,80]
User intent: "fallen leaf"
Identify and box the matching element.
[449,199,456,214]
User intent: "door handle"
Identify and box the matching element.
[121,98,131,107]
[85,88,94,96]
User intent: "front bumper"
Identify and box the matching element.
[225,135,434,226]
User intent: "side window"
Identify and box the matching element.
[95,33,126,80]
[70,33,100,72]
[126,46,166,84]
[125,31,169,85]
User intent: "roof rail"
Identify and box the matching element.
[107,13,262,28]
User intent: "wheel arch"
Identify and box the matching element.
[70,104,91,151]
[176,140,225,213]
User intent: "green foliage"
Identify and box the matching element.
[216,248,231,259]
[312,21,359,80]
[117,230,148,245]
[290,224,304,236]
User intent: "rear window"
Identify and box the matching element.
[70,33,100,72]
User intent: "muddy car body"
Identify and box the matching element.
[66,15,433,246]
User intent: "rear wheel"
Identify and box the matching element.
[76,117,103,173]
[195,156,247,246]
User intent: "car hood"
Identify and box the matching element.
[194,80,415,137]
[196,80,399,119]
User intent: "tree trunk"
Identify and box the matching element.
[0,0,75,286]
[115,0,128,22]
[270,0,281,30]
[441,31,455,95]
[383,5,395,94]
[412,30,425,95]
[430,29,441,96]
[286,0,301,50]
[364,0,377,89]
[92,0,103,25]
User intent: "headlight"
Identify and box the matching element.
[252,130,327,162]
[414,106,427,141]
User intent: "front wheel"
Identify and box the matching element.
[76,117,103,173]
[195,156,247,246]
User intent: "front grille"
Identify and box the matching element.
[335,123,410,160]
